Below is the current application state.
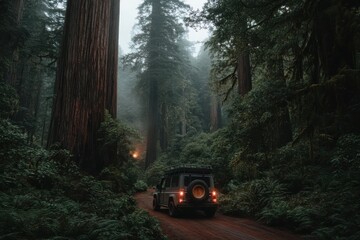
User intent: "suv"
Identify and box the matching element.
[152,165,218,217]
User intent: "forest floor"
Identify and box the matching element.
[135,190,302,240]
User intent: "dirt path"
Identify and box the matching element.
[135,190,302,240]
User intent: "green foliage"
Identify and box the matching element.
[134,180,148,192]
[0,0,30,77]
[0,190,165,240]
[0,83,18,118]
[0,119,28,162]
[98,111,140,165]
[121,209,165,240]
[331,134,360,172]
[260,201,316,233]
[0,0,65,144]
[219,130,360,238]
[179,133,212,163]
[220,178,285,217]
[97,113,149,193]
[99,161,141,194]
[0,120,166,239]
[153,129,233,187]
[145,160,167,186]
[218,123,360,238]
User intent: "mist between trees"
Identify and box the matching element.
[1,0,360,239]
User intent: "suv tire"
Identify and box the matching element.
[153,197,160,211]
[187,179,209,202]
[168,200,179,217]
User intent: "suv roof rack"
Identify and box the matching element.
[165,164,213,175]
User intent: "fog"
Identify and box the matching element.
[119,0,209,55]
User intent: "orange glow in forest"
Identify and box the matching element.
[132,152,139,159]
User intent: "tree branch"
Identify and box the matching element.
[219,65,237,85]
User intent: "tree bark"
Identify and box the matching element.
[159,102,168,151]
[145,0,161,168]
[106,0,120,116]
[145,76,158,168]
[181,108,187,135]
[5,0,24,87]
[269,56,293,147]
[237,51,252,96]
[210,95,222,132]
[48,0,119,174]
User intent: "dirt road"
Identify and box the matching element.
[135,190,302,240]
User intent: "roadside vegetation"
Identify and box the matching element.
[146,84,360,239]
[147,121,360,239]
[0,85,165,240]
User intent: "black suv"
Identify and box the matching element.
[152,165,218,217]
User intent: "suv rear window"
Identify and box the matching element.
[165,177,171,188]
[171,175,179,187]
[184,176,211,187]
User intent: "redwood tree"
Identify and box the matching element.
[127,0,189,168]
[8,0,24,86]
[48,0,120,173]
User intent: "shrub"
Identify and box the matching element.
[99,160,140,193]
[145,161,167,186]
[260,201,316,233]
[0,83,19,119]
[219,178,285,217]
[0,119,29,163]
[0,120,166,240]
[331,134,360,172]
[98,111,140,166]
[121,209,166,240]
[135,180,148,192]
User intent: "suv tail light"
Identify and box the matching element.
[211,189,217,203]
[179,190,185,203]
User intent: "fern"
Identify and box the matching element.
[0,121,165,240]
[90,219,126,240]
[220,178,286,217]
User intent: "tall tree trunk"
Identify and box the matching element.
[181,108,186,135]
[293,45,303,82]
[145,0,161,168]
[106,0,119,115]
[314,0,357,80]
[47,0,119,174]
[145,77,158,168]
[237,51,252,96]
[210,95,222,132]
[5,0,24,87]
[270,56,293,147]
[103,0,120,168]
[159,102,168,151]
[180,85,187,135]
[29,73,43,144]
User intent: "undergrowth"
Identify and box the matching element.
[0,116,165,239]
[219,136,360,239]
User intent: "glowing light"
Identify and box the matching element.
[132,152,139,159]
[179,191,184,197]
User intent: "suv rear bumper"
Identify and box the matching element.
[176,202,218,209]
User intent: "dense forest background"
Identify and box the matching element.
[1,0,359,239]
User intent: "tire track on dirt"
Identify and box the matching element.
[135,190,302,240]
